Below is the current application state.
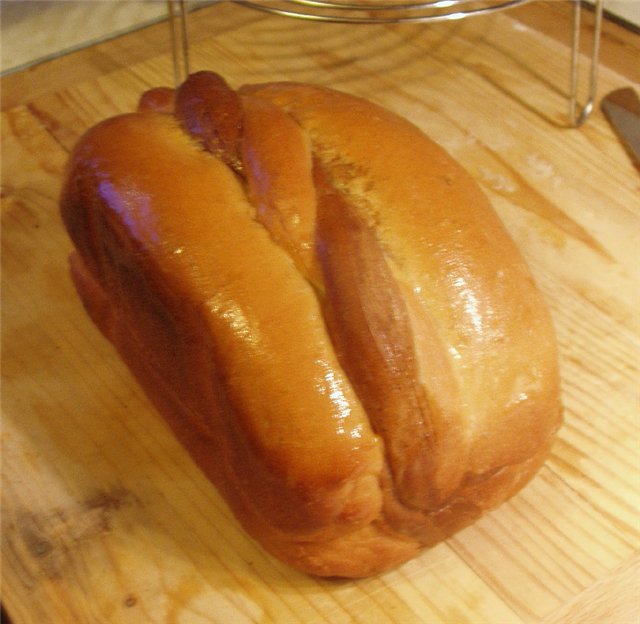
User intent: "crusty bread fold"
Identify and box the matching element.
[60,71,562,578]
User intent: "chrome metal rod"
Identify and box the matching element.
[569,0,603,127]
[168,0,190,86]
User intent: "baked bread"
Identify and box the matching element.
[60,71,562,578]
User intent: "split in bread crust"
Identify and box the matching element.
[60,72,562,577]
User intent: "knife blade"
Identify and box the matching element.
[601,87,640,173]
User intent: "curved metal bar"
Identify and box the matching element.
[256,0,519,12]
[234,0,533,24]
[285,0,484,9]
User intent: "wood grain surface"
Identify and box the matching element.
[2,2,639,623]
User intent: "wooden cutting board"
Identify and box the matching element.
[2,3,639,623]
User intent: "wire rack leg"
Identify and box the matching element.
[168,0,190,86]
[569,0,603,127]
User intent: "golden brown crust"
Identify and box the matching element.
[241,94,322,286]
[313,159,437,513]
[61,112,383,540]
[60,73,562,577]
[137,86,175,113]
[245,80,562,487]
[175,71,243,172]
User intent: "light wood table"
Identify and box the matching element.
[2,2,639,623]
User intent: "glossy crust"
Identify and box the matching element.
[60,72,562,577]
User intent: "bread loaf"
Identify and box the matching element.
[60,71,562,578]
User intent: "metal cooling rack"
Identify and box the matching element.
[167,0,604,126]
